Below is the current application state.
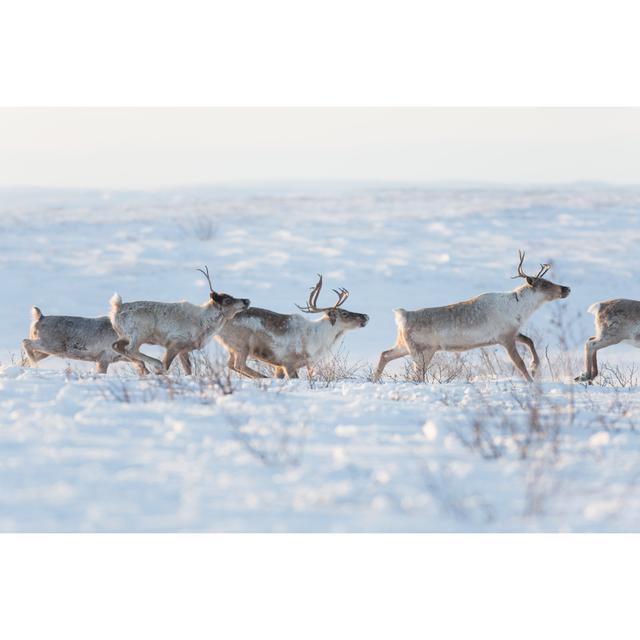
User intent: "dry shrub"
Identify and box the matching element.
[585,388,638,432]
[402,352,473,384]
[456,385,567,460]
[452,384,574,516]
[419,461,496,523]
[306,346,363,387]
[178,349,235,396]
[101,351,235,404]
[11,350,30,368]
[594,363,640,389]
[541,303,584,381]
[229,415,308,467]
[381,348,522,385]
[178,214,218,241]
[101,379,134,403]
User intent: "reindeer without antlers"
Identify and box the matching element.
[109,266,250,374]
[215,274,369,379]
[575,298,640,383]
[374,250,571,382]
[22,306,146,374]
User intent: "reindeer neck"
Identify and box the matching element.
[199,300,224,324]
[511,284,547,319]
[309,315,344,346]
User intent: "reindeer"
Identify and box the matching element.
[215,275,369,379]
[22,306,146,374]
[575,299,640,383]
[374,251,571,382]
[109,266,250,375]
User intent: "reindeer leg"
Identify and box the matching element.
[117,338,164,374]
[516,333,540,377]
[233,352,267,379]
[131,349,164,374]
[111,341,147,375]
[590,342,600,381]
[577,335,621,382]
[502,340,533,382]
[162,347,180,373]
[22,339,49,365]
[575,336,597,382]
[374,344,409,381]
[411,348,435,381]
[282,364,299,379]
[133,361,149,376]
[95,359,110,374]
[179,351,192,376]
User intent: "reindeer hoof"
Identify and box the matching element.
[574,373,591,383]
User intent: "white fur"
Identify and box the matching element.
[375,279,568,382]
[400,287,549,351]
[110,292,122,310]
[109,293,248,374]
[393,308,407,329]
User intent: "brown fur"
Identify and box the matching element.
[216,306,368,379]
[239,308,292,335]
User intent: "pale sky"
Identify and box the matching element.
[1,108,639,188]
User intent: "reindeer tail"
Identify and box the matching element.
[31,306,42,322]
[109,292,122,313]
[393,308,408,329]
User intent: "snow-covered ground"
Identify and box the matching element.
[2,184,640,531]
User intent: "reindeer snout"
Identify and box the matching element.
[561,287,571,298]
[242,298,251,308]
[361,314,369,327]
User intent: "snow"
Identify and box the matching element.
[2,184,640,531]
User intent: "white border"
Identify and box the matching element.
[1,534,638,639]
[2,0,640,105]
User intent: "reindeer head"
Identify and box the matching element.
[197,266,250,319]
[296,275,369,330]
[511,250,570,300]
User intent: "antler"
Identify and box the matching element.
[511,250,551,282]
[296,275,350,313]
[196,265,214,293]
[512,250,527,279]
[534,263,551,279]
[332,287,350,308]
[295,274,323,312]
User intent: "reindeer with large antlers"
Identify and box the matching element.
[215,275,369,379]
[109,266,250,374]
[374,251,571,382]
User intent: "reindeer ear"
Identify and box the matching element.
[328,309,337,325]
[210,291,221,304]
[526,276,534,286]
